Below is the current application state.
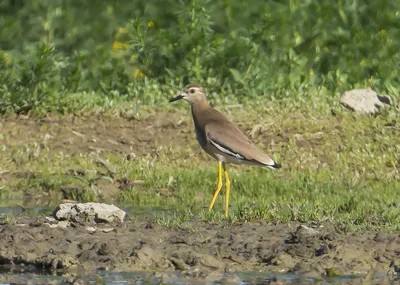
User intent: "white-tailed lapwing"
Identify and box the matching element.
[169,84,280,217]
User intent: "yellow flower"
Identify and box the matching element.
[368,77,372,83]
[133,69,146,78]
[338,81,343,87]
[112,41,129,51]
[0,51,12,64]
[309,70,314,77]
[118,27,127,34]
[147,21,155,28]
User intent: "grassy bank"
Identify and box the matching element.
[1,102,399,231]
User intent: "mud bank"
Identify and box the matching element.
[0,215,398,279]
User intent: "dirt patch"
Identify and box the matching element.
[0,112,194,156]
[0,112,287,158]
[0,215,398,278]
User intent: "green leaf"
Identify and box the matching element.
[229,68,242,83]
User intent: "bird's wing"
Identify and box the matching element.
[205,117,277,167]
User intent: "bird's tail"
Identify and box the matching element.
[249,157,281,169]
[266,160,281,170]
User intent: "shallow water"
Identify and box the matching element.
[0,204,184,217]
[0,206,51,216]
[0,271,391,285]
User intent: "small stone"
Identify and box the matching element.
[297,225,319,237]
[52,202,126,224]
[86,226,96,233]
[340,88,392,114]
[101,228,114,233]
[47,221,69,228]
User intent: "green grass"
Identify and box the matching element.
[1,101,399,231]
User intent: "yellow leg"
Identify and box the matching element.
[223,162,230,217]
[208,162,223,211]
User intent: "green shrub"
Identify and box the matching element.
[0,0,399,114]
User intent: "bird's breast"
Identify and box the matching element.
[191,108,208,149]
[193,119,208,148]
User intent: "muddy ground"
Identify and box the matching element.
[0,214,399,280]
[0,114,399,281]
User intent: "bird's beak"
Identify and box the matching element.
[169,93,185,103]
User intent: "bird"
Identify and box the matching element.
[169,84,281,217]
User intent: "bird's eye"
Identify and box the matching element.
[190,89,195,94]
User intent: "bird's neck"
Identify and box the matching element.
[190,99,209,112]
[190,101,209,128]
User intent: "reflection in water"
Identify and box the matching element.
[0,204,186,217]
[0,206,51,216]
[0,270,385,285]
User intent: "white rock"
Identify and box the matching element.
[86,226,97,233]
[297,225,319,236]
[53,202,126,224]
[101,228,115,233]
[340,88,392,114]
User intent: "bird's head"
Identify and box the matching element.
[169,84,207,105]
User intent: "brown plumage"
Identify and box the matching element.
[169,84,280,216]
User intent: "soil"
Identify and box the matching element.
[0,111,291,159]
[0,114,398,281]
[0,215,399,280]
[0,112,193,156]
